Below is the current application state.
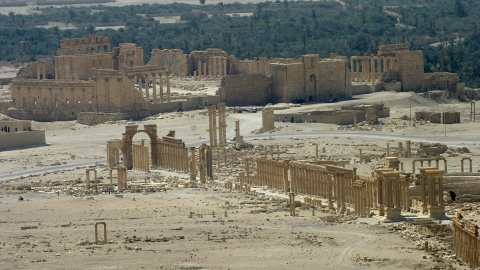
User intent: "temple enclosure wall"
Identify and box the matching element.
[219,74,271,106]
[148,49,187,76]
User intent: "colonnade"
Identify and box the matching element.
[132,71,171,103]
[350,55,398,84]
[110,166,127,191]
[208,103,227,147]
[418,167,446,219]
[132,142,149,172]
[157,137,189,172]
[412,158,447,174]
[375,169,409,220]
[196,56,227,78]
[255,158,289,191]
[198,144,213,183]
[453,213,480,268]
[106,140,123,168]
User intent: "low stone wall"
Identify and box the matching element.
[7,108,78,121]
[350,84,372,95]
[275,110,364,125]
[0,130,45,150]
[77,112,125,126]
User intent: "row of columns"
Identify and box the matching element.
[198,144,213,183]
[208,103,227,147]
[350,55,398,84]
[195,57,227,78]
[255,158,289,191]
[412,158,447,174]
[132,142,149,172]
[110,166,127,191]
[418,167,446,219]
[134,72,170,104]
[158,140,189,172]
[453,213,480,268]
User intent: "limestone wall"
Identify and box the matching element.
[341,104,390,118]
[10,79,95,111]
[55,54,113,80]
[397,50,424,91]
[424,72,459,91]
[148,49,187,76]
[270,63,304,103]
[351,84,372,95]
[220,74,271,106]
[0,130,45,150]
[17,61,55,79]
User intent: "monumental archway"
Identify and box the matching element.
[121,125,158,170]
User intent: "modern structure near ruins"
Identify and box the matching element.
[4,36,466,123]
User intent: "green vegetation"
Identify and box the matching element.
[1,0,480,87]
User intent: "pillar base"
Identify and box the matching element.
[378,204,385,216]
[374,207,404,223]
[428,205,448,220]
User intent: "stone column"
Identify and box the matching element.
[137,75,143,97]
[398,142,403,158]
[37,62,41,80]
[203,63,207,77]
[152,73,157,104]
[223,57,227,76]
[406,140,411,158]
[235,120,243,142]
[159,74,164,103]
[208,106,217,147]
[213,57,217,78]
[166,73,171,102]
[198,61,202,77]
[370,55,375,84]
[144,74,150,101]
[386,143,390,156]
[328,174,333,210]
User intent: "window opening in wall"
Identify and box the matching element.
[15,128,17,132]
[7,127,10,132]
[28,127,31,131]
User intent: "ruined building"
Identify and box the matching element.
[8,36,218,123]
[6,39,468,123]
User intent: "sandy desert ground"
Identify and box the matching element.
[1,76,479,269]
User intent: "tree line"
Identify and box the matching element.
[1,0,479,87]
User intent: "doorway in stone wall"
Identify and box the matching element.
[308,74,316,101]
